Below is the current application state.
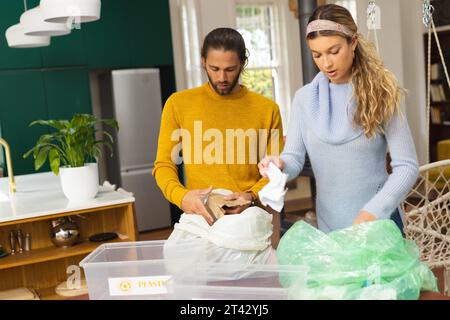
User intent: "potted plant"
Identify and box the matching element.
[23,113,119,202]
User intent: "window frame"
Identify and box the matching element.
[235,0,292,134]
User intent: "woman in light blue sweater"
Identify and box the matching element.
[259,4,419,233]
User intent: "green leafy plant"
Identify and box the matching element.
[23,113,119,175]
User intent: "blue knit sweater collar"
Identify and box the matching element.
[306,72,363,145]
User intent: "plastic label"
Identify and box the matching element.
[108,275,172,296]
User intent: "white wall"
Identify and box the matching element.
[168,0,186,91]
[169,0,237,91]
[356,0,427,164]
[279,1,303,125]
[399,0,428,165]
[197,0,237,38]
[357,0,405,87]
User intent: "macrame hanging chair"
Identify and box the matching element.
[399,0,450,296]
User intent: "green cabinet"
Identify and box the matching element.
[0,0,175,176]
[129,0,174,67]
[83,0,174,69]
[83,0,132,69]
[41,29,87,67]
[0,70,48,175]
[0,68,92,175]
[44,68,92,119]
[0,0,174,70]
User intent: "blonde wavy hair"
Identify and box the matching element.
[307,4,404,138]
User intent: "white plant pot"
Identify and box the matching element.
[60,163,99,202]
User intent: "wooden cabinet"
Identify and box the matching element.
[0,202,137,300]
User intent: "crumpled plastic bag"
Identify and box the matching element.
[277,220,438,300]
[170,206,273,251]
[164,200,275,279]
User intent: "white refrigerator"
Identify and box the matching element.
[98,68,172,232]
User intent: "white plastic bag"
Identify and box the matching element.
[164,189,275,277]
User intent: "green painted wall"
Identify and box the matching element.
[0,0,175,175]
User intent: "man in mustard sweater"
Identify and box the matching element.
[152,28,284,242]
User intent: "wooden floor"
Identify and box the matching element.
[139,227,173,241]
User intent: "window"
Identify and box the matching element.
[329,0,358,22]
[236,3,280,101]
[236,0,293,134]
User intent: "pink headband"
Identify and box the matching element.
[306,19,353,37]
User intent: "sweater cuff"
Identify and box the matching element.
[248,177,269,200]
[171,186,189,210]
[248,189,259,200]
[362,196,396,220]
[280,153,303,182]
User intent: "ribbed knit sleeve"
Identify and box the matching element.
[362,112,419,219]
[280,89,307,182]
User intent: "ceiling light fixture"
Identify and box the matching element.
[5,1,51,48]
[21,6,71,37]
[40,0,101,23]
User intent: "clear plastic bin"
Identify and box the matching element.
[168,263,309,300]
[79,239,208,300]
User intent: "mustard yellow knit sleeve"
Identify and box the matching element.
[152,96,188,209]
[248,103,285,198]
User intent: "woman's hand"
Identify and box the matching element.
[258,155,285,178]
[353,211,377,225]
[181,186,214,225]
[223,192,255,214]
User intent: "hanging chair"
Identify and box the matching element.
[400,1,450,296]
[400,160,450,295]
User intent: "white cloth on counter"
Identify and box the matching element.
[258,162,288,212]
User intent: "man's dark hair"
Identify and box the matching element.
[201,28,248,66]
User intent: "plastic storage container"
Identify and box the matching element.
[80,239,308,300]
[79,239,208,300]
[168,263,309,300]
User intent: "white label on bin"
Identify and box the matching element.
[108,275,172,296]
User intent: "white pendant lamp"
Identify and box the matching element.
[5,23,51,48]
[21,6,71,36]
[40,0,101,23]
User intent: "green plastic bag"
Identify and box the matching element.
[277,220,438,300]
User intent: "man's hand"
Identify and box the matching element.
[353,210,377,225]
[258,155,285,178]
[181,186,214,225]
[222,192,255,214]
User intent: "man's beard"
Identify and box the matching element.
[206,70,242,96]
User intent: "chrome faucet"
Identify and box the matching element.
[0,138,16,193]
